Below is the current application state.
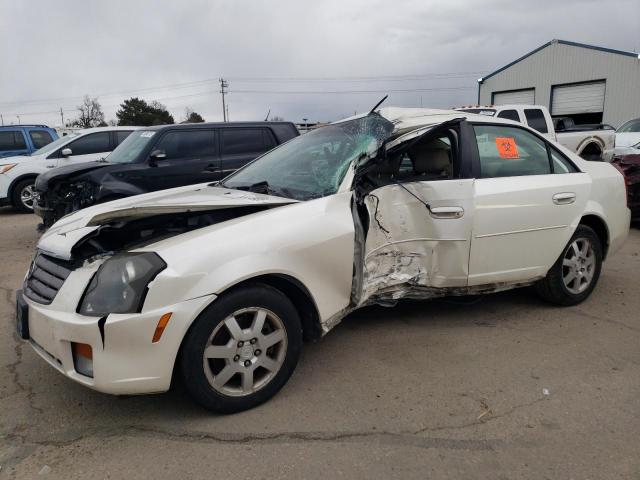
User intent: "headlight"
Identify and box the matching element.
[78,252,166,316]
[0,164,17,174]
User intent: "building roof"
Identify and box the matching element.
[480,39,640,83]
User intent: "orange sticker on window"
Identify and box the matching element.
[495,137,519,159]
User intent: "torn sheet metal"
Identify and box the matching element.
[357,180,475,305]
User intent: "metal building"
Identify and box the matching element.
[477,39,640,128]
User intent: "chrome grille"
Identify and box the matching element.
[24,253,73,305]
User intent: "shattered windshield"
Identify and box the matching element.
[222,114,394,200]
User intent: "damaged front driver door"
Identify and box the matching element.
[355,120,475,305]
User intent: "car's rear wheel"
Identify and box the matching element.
[11,179,37,213]
[180,284,302,413]
[536,225,603,306]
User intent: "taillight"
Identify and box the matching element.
[611,161,630,207]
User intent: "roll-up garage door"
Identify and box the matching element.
[492,89,535,105]
[551,81,605,115]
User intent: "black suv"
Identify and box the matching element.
[34,121,298,227]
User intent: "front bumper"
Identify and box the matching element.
[0,174,11,205]
[19,286,215,395]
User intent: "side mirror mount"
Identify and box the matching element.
[149,149,167,166]
[60,148,72,157]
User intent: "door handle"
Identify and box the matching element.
[203,164,219,173]
[552,192,576,205]
[429,206,464,219]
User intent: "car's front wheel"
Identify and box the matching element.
[536,224,603,306]
[180,284,302,413]
[11,179,37,213]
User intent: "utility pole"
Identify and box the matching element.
[60,108,64,127]
[219,78,228,122]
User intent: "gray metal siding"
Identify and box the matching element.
[479,41,640,127]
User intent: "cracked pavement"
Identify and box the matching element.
[0,208,639,479]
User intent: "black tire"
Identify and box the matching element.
[180,283,302,413]
[536,224,603,306]
[11,178,37,213]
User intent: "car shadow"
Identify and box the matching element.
[20,287,550,424]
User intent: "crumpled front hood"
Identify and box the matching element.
[38,183,299,259]
[615,133,640,148]
[34,160,110,191]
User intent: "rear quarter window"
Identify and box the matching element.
[221,128,269,155]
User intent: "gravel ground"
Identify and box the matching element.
[1,207,639,479]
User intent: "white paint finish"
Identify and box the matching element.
[0,126,141,202]
[551,81,606,115]
[141,191,356,322]
[493,89,535,106]
[361,179,475,302]
[26,293,215,394]
[469,173,592,285]
[23,108,631,397]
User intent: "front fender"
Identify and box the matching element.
[141,192,357,325]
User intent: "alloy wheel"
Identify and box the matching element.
[20,184,36,210]
[203,307,288,397]
[562,237,596,294]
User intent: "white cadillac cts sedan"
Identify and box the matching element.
[17,108,630,413]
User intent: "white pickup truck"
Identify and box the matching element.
[456,105,615,162]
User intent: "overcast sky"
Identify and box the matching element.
[1,0,639,127]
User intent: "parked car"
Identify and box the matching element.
[17,107,630,413]
[33,121,299,228]
[456,105,615,161]
[612,154,640,222]
[0,127,139,212]
[614,117,640,157]
[0,125,58,158]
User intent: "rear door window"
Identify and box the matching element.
[67,132,111,155]
[29,130,54,148]
[497,110,520,122]
[155,130,216,159]
[0,131,26,150]
[474,124,551,178]
[524,109,549,133]
[221,128,268,155]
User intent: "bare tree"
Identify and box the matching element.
[270,115,285,121]
[183,107,205,123]
[70,96,106,128]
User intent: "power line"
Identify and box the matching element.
[0,70,485,108]
[229,86,474,95]
[226,72,485,83]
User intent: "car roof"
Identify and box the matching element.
[370,107,525,130]
[455,104,547,110]
[141,121,294,131]
[69,126,144,134]
[0,124,54,129]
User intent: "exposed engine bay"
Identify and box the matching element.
[70,206,273,263]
